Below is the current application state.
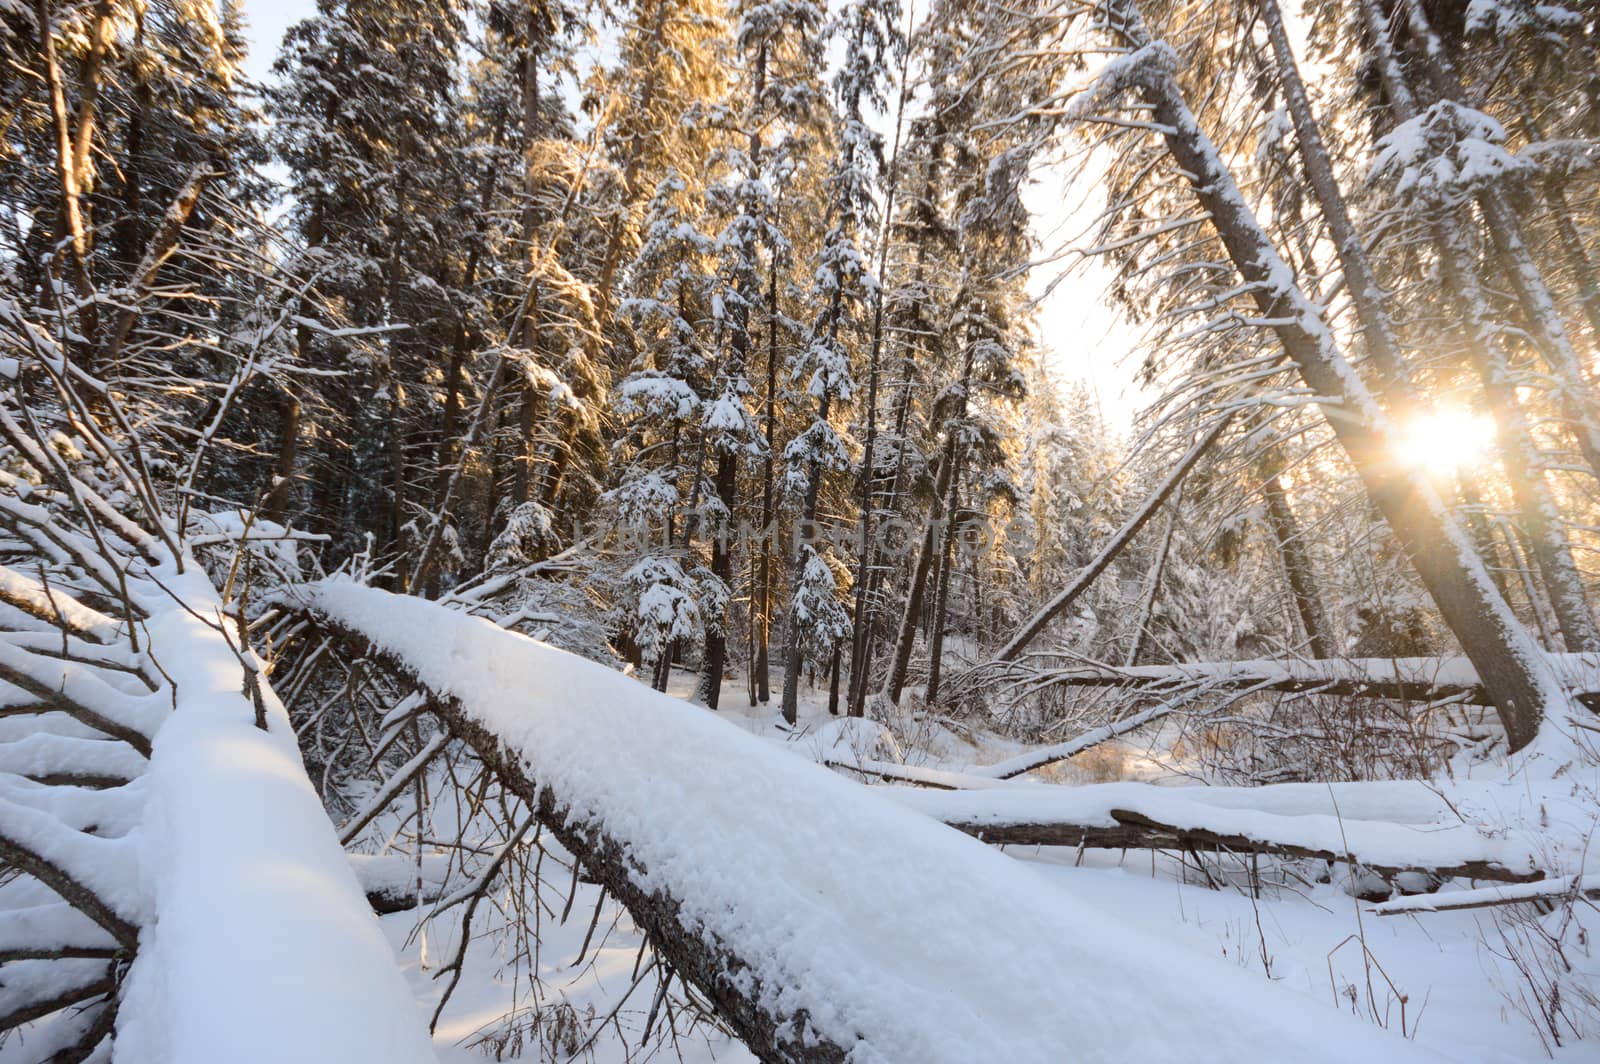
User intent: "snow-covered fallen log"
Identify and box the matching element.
[348,852,452,914]
[0,564,436,1061]
[0,379,435,1061]
[77,566,438,1064]
[305,578,1445,1064]
[980,652,1600,712]
[889,781,1545,882]
[1372,874,1600,916]
[821,753,1017,790]
[963,697,1194,779]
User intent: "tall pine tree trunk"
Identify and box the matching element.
[1261,462,1331,659]
[1106,0,1572,750]
[751,43,775,707]
[513,18,545,510]
[780,393,833,724]
[263,393,300,525]
[698,447,738,709]
[1341,0,1600,651]
[1383,0,1600,481]
[846,4,914,718]
[924,458,964,704]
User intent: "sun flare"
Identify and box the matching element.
[1394,405,1496,476]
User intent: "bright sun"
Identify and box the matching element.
[1394,405,1497,476]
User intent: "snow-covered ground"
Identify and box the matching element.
[335,627,1595,1063]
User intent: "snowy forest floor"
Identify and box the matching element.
[377,670,1594,1063]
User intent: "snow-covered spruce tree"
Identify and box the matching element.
[691,211,765,709]
[787,545,852,699]
[777,0,900,723]
[599,20,772,709]
[921,291,1030,705]
[487,0,609,520]
[867,106,956,707]
[841,1,912,717]
[606,170,733,693]
[402,0,598,594]
[620,555,705,689]
[714,0,827,706]
[882,4,1037,708]
[614,173,720,520]
[268,0,473,575]
[590,0,731,327]
[843,100,954,714]
[698,114,773,707]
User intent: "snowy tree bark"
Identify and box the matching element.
[1093,0,1575,750]
[1256,0,1412,396]
[923,456,963,704]
[699,447,737,709]
[1261,460,1331,660]
[1342,0,1600,653]
[322,621,858,1063]
[996,411,1231,662]
[1371,0,1600,483]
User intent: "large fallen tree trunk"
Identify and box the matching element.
[0,390,435,1062]
[308,604,859,1063]
[974,653,1600,713]
[370,671,856,1062]
[301,579,1438,1064]
[887,781,1546,884]
[1372,874,1600,916]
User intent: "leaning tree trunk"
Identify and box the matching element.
[1259,0,1598,654]
[1343,0,1600,652]
[1124,485,1179,667]
[1267,0,1599,652]
[1431,217,1600,652]
[1100,0,1573,750]
[315,613,858,1064]
[1381,0,1600,482]
[996,411,1232,661]
[1256,0,1413,396]
[1512,101,1600,342]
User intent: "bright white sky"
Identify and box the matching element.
[239,0,1143,428]
[1024,165,1145,430]
[241,0,314,86]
